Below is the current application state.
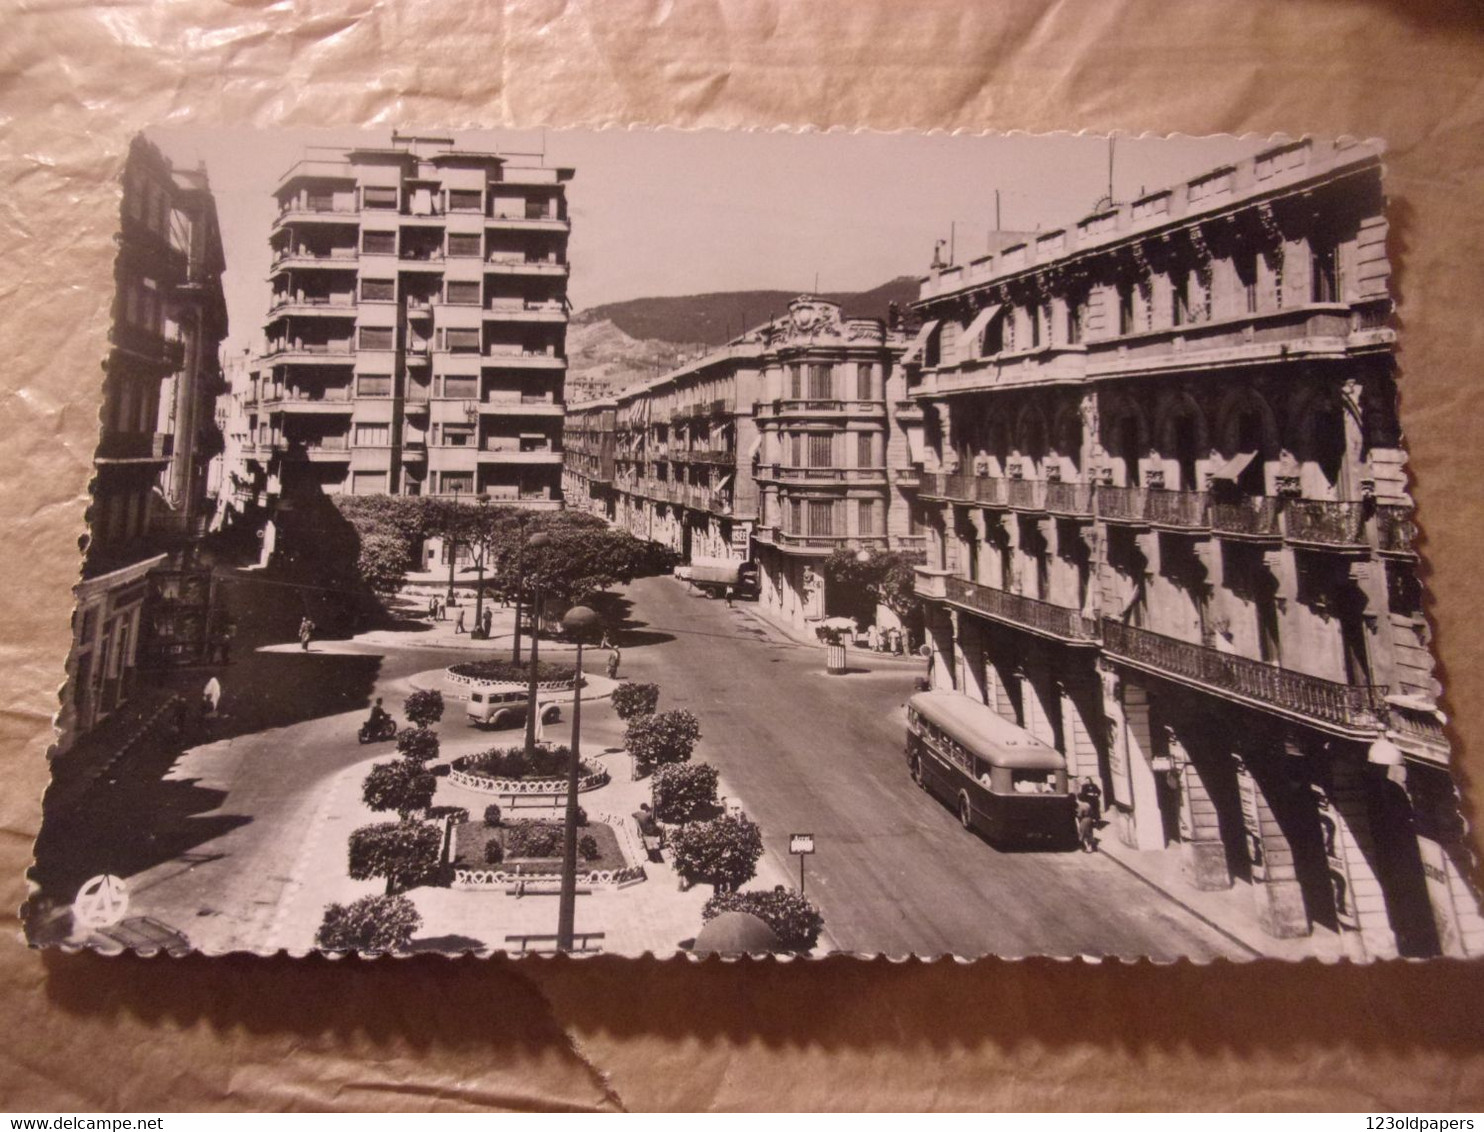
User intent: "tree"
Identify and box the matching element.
[357,530,413,596]
[347,820,443,894]
[403,689,446,728]
[668,812,764,892]
[610,681,661,721]
[362,759,436,818]
[625,709,701,775]
[703,889,825,950]
[822,548,922,624]
[316,893,422,953]
[651,762,720,824]
[395,726,440,764]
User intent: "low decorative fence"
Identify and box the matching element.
[446,761,610,796]
[453,864,648,890]
[443,668,580,701]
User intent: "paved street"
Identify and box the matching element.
[37,567,1253,960]
[612,575,1254,961]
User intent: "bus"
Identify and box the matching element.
[906,691,1078,850]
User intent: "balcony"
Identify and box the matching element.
[1045,481,1094,517]
[1007,478,1047,512]
[1377,504,1418,557]
[270,248,358,270]
[1101,619,1388,736]
[774,533,889,555]
[95,431,173,464]
[482,350,565,369]
[758,399,885,419]
[283,438,351,462]
[485,214,571,232]
[485,257,569,276]
[919,472,1007,507]
[761,465,888,485]
[1145,488,1211,530]
[889,465,922,489]
[1283,498,1368,550]
[1094,484,1147,524]
[483,301,568,323]
[1211,495,1283,540]
[268,295,357,317]
[939,574,1098,645]
[265,342,354,364]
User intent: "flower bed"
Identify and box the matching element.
[450,818,645,889]
[448,747,609,796]
[444,659,580,702]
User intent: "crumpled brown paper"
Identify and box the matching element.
[2,0,1483,1112]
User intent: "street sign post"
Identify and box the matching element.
[789,833,815,894]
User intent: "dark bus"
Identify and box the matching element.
[906,691,1078,850]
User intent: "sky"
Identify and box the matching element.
[148,127,1268,358]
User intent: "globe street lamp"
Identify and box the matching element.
[557,603,601,952]
[522,530,552,761]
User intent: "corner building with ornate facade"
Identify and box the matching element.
[907,138,1481,958]
[564,297,925,636]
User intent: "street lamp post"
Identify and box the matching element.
[522,531,552,761]
[557,604,600,953]
[445,482,463,601]
[474,496,490,633]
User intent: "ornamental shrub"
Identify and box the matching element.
[483,840,505,866]
[651,762,720,824]
[703,888,825,950]
[625,710,701,775]
[483,804,503,828]
[504,821,564,859]
[610,681,660,721]
[362,759,437,819]
[667,812,763,893]
[403,688,446,728]
[316,893,422,953]
[578,834,600,862]
[348,820,444,894]
[395,725,440,764]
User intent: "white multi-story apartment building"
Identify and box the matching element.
[243,134,572,533]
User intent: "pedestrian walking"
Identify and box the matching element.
[606,645,621,680]
[482,608,493,639]
[867,624,881,652]
[298,616,314,651]
[724,584,735,608]
[1077,776,1103,824]
[427,594,437,621]
[436,597,447,622]
[1076,798,1097,853]
[455,608,467,634]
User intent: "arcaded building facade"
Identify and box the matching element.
[908,138,1480,958]
[245,134,571,525]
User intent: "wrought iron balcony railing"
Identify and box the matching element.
[1210,495,1283,539]
[1145,488,1211,530]
[1095,484,1147,523]
[1045,481,1094,516]
[1101,619,1388,734]
[1376,503,1418,557]
[1283,498,1368,549]
[943,575,1098,644]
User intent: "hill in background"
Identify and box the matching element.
[566,275,922,401]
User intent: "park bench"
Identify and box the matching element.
[500,792,563,810]
[503,931,606,955]
[503,880,592,897]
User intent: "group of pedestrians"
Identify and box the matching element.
[864,625,907,655]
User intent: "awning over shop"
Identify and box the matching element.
[744,434,764,463]
[899,319,941,367]
[957,303,1003,364]
[1210,451,1258,482]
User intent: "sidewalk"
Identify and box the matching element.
[1095,829,1346,962]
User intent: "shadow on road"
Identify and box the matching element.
[586,592,675,650]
